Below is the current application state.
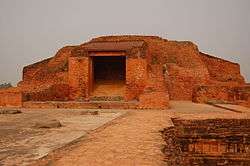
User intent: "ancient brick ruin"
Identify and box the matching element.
[0,35,249,109]
[162,119,250,165]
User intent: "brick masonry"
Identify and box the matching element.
[162,118,250,165]
[0,35,248,109]
[0,88,22,107]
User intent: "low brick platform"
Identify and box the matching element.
[23,101,139,109]
[162,118,250,165]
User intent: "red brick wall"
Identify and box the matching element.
[11,36,246,109]
[91,36,210,101]
[18,46,74,93]
[158,42,209,100]
[125,57,147,101]
[68,56,90,100]
[167,64,209,100]
[248,97,250,107]
[0,88,22,107]
[200,52,245,85]
[192,85,234,103]
[23,84,69,101]
[193,84,250,106]
[139,92,169,109]
[233,85,250,107]
[22,58,52,81]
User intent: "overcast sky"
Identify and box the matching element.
[0,0,249,85]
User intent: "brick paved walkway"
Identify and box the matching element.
[35,109,172,166]
[34,101,250,166]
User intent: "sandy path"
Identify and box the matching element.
[35,109,172,166]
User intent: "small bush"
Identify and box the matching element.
[0,83,12,89]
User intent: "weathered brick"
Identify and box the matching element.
[1,35,247,109]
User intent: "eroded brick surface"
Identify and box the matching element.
[162,119,250,165]
[0,87,22,107]
[0,35,247,109]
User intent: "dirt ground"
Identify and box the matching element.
[0,109,125,166]
[1,102,249,166]
[32,101,250,166]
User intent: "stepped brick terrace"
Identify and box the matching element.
[0,35,249,109]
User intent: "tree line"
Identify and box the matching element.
[0,83,12,89]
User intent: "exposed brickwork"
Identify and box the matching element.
[193,85,250,106]
[162,119,250,165]
[0,35,246,109]
[200,52,245,85]
[139,92,169,109]
[22,84,69,102]
[18,46,75,92]
[234,85,250,108]
[0,88,22,107]
[125,57,147,101]
[68,56,90,100]
[23,101,138,109]
[192,85,234,103]
[92,36,211,101]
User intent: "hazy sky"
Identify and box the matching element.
[0,0,249,85]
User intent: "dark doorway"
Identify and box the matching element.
[91,56,126,97]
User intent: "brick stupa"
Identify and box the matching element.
[0,36,249,109]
